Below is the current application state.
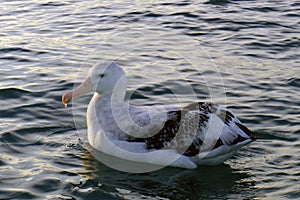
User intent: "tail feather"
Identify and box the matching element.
[234,122,256,140]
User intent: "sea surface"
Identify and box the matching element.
[0,0,299,199]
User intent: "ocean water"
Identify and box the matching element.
[0,0,299,199]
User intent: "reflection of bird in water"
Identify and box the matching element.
[76,148,253,200]
[62,61,255,169]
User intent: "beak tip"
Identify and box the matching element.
[62,93,70,107]
[62,77,91,107]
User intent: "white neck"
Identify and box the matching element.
[99,76,127,105]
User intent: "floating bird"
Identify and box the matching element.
[62,62,255,169]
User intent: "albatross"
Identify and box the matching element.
[62,61,255,169]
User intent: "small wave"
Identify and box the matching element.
[0,56,33,62]
[204,0,233,5]
[0,189,37,199]
[30,178,62,193]
[39,2,67,7]
[253,131,298,142]
[0,47,48,56]
[0,47,33,53]
[287,78,300,88]
[0,88,30,99]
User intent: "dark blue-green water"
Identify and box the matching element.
[1,0,299,199]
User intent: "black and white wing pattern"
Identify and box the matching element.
[128,102,255,157]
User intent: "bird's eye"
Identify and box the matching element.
[99,74,105,78]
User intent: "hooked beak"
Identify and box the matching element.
[62,77,92,107]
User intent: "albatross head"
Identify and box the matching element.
[62,61,127,106]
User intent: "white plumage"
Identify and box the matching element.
[62,61,255,169]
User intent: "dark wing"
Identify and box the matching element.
[127,103,213,156]
[128,102,255,157]
[127,110,184,149]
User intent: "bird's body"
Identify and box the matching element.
[62,62,255,169]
